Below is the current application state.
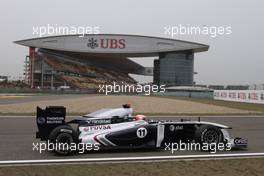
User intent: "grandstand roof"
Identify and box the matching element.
[14,34,209,56]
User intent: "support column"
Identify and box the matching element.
[51,71,54,89]
[41,58,44,88]
[29,47,35,88]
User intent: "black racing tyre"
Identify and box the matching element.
[48,125,78,155]
[194,125,223,151]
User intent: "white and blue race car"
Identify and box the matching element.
[36,104,247,155]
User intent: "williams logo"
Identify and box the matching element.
[87,38,98,49]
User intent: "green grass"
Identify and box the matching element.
[158,96,264,113]
[0,158,264,176]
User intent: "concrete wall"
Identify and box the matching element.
[155,91,213,99]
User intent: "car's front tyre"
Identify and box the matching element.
[194,125,223,151]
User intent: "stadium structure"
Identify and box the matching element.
[15,34,209,90]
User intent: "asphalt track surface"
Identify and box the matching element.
[0,116,263,161]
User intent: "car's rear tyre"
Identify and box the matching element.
[48,125,78,155]
[195,125,223,151]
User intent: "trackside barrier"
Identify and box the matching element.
[214,90,264,104]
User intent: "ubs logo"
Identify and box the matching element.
[87,38,126,49]
[87,38,98,49]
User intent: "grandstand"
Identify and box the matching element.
[15,34,209,90]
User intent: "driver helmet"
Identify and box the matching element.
[135,115,146,121]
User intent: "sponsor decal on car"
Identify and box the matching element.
[136,127,148,138]
[86,119,111,125]
[169,125,183,131]
[60,129,73,133]
[234,138,248,145]
[83,125,111,132]
[37,117,46,124]
[46,116,64,124]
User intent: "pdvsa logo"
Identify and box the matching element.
[83,125,111,132]
[87,38,126,49]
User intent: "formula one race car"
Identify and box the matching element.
[36,104,247,155]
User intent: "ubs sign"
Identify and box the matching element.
[87,38,126,49]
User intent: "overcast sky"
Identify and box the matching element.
[0,0,263,85]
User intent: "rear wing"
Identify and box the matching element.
[36,106,66,140]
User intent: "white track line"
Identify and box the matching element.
[1,153,264,165]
